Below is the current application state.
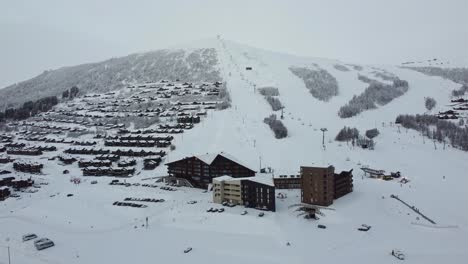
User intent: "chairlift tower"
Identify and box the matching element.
[320,128,328,146]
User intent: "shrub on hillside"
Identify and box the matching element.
[425,97,437,111]
[264,114,288,139]
[258,87,280,96]
[334,64,350,72]
[452,85,468,97]
[289,66,339,101]
[338,79,409,118]
[365,128,380,139]
[265,96,283,111]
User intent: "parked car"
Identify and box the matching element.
[22,233,37,242]
[183,247,192,253]
[91,180,98,184]
[206,208,214,212]
[241,210,248,215]
[187,200,197,204]
[258,212,265,217]
[34,238,55,250]
[358,224,371,231]
[317,224,326,229]
[218,208,225,213]
[66,194,73,197]
[392,249,405,260]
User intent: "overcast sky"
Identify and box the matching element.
[1,0,467,88]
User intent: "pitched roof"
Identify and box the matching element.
[166,152,255,172]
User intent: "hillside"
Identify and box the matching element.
[0,38,467,264]
[0,48,220,109]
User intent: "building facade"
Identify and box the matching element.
[300,166,354,206]
[273,174,301,189]
[166,153,255,188]
[213,176,275,211]
[301,166,335,206]
[334,169,354,199]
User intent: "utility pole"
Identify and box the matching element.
[320,128,328,146]
[259,156,262,172]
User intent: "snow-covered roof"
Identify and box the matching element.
[213,175,274,187]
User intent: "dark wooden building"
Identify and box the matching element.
[166,153,255,188]
[300,166,354,207]
[241,179,276,212]
[334,169,354,199]
[0,187,11,201]
[301,166,335,206]
[274,174,301,189]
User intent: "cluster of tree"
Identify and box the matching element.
[335,126,360,142]
[336,126,377,149]
[357,74,376,84]
[338,79,409,118]
[373,71,398,81]
[333,64,350,72]
[258,87,283,111]
[62,86,80,99]
[425,97,437,111]
[289,66,339,101]
[258,87,279,96]
[264,114,288,139]
[395,114,468,151]
[350,64,363,71]
[0,96,58,121]
[406,67,468,85]
[265,96,283,111]
[452,85,468,97]
[365,128,380,139]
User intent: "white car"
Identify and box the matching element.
[22,233,38,242]
[34,238,55,250]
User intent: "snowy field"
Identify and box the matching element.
[1,39,468,264]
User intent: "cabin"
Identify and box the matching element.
[7,148,43,156]
[13,162,43,173]
[166,152,256,188]
[117,159,136,167]
[0,156,14,164]
[82,167,135,177]
[0,187,11,201]
[143,157,162,170]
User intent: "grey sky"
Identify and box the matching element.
[1,0,467,88]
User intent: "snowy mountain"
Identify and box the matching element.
[0,48,220,109]
[1,38,468,264]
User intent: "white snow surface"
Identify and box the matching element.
[1,38,468,264]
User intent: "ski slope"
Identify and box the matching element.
[1,39,468,264]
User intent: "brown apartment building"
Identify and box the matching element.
[300,166,353,206]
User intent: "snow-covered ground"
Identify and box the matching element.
[1,39,468,264]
